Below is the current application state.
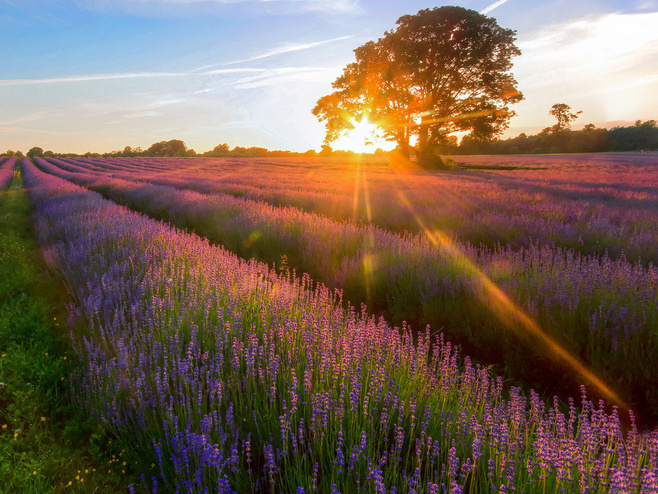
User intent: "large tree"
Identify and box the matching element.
[312,6,523,166]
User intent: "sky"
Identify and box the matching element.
[0,0,657,153]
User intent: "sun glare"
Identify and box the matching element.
[332,116,394,153]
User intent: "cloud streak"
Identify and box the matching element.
[123,111,161,119]
[77,0,359,16]
[0,68,266,87]
[0,71,184,87]
[231,66,338,89]
[481,0,510,15]
[221,35,352,65]
[508,10,658,130]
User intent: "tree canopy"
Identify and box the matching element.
[145,139,188,157]
[549,103,582,132]
[312,6,523,167]
[27,146,44,158]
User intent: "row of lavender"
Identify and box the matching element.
[58,155,658,264]
[35,156,658,419]
[21,159,658,492]
[0,156,17,189]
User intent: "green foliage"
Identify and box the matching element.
[0,171,137,493]
[145,139,188,157]
[455,120,658,154]
[26,147,44,158]
[313,6,523,166]
[609,119,658,151]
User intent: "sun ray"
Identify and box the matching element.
[390,181,628,412]
[352,160,361,220]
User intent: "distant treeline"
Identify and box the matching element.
[7,119,657,160]
[7,140,359,160]
[453,119,658,155]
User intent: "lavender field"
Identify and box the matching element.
[10,154,658,492]
[32,155,658,417]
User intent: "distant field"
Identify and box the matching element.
[44,153,658,262]
[6,154,658,492]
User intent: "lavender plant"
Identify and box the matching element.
[0,156,18,189]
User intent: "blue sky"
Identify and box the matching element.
[1,0,657,153]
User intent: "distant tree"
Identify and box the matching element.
[319,144,333,157]
[146,139,188,157]
[549,103,582,132]
[244,147,269,157]
[205,143,230,157]
[27,146,44,158]
[313,6,523,168]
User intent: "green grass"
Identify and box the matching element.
[0,171,137,493]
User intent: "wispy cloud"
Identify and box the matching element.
[0,68,264,87]
[221,35,352,66]
[123,111,161,119]
[249,0,359,14]
[231,66,338,89]
[0,126,65,135]
[636,1,657,10]
[0,71,184,87]
[0,112,50,126]
[77,0,359,16]
[511,11,658,125]
[481,0,510,15]
[516,11,658,81]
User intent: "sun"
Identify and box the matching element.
[331,115,393,153]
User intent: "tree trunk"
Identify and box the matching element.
[396,136,411,159]
[419,114,430,155]
[417,115,444,168]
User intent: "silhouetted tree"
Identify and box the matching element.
[313,6,522,168]
[549,103,582,132]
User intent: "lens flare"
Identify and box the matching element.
[389,176,628,412]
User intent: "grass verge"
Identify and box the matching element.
[0,170,137,493]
